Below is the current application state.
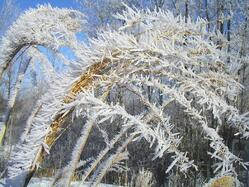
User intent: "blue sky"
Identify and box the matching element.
[17,0,79,10]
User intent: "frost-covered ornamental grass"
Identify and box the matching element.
[1,4,249,187]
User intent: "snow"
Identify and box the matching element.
[0,178,122,187]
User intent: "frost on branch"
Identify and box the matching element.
[0,4,85,79]
[3,4,249,187]
[0,5,86,148]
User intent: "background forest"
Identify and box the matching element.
[1,0,249,187]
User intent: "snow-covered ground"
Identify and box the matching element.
[0,178,122,187]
